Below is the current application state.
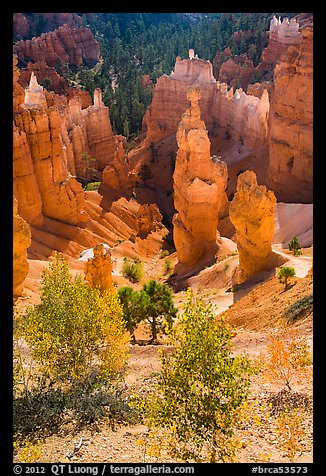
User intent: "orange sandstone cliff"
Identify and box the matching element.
[130,51,270,209]
[18,61,68,94]
[13,25,100,68]
[13,197,31,296]
[13,13,83,40]
[258,16,301,81]
[268,24,313,202]
[135,204,163,237]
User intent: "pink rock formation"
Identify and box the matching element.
[258,16,301,80]
[84,243,113,292]
[13,13,30,39]
[13,124,44,226]
[141,74,154,90]
[65,88,117,177]
[134,52,270,201]
[13,25,100,68]
[13,56,125,234]
[218,56,256,90]
[37,13,83,32]
[14,106,88,225]
[13,13,84,40]
[101,141,134,196]
[229,171,276,282]
[66,88,92,109]
[13,196,31,296]
[268,24,313,202]
[135,204,163,236]
[13,55,25,112]
[211,83,270,150]
[173,87,228,266]
[142,53,217,147]
[13,65,88,226]
[246,81,273,98]
[18,61,68,94]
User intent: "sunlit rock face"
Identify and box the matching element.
[13,61,121,227]
[18,62,68,94]
[229,171,276,282]
[268,24,313,202]
[13,196,31,297]
[173,87,228,266]
[259,16,301,80]
[135,204,163,236]
[13,25,100,68]
[84,243,113,292]
[13,64,88,226]
[137,51,269,203]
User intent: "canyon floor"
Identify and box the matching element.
[14,230,313,464]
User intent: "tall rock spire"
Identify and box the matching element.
[173,87,228,266]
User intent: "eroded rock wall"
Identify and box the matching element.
[13,197,31,296]
[13,25,100,67]
[101,141,135,196]
[18,61,68,94]
[268,26,313,202]
[135,204,163,236]
[136,52,270,200]
[259,16,301,80]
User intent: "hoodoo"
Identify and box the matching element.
[84,243,113,292]
[173,86,228,266]
[229,171,276,282]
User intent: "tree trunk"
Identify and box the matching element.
[151,316,157,343]
[210,432,217,463]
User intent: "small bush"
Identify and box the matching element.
[260,328,312,391]
[288,236,302,256]
[278,266,296,289]
[118,287,150,342]
[84,181,100,191]
[142,280,177,342]
[284,294,313,322]
[121,257,143,283]
[160,250,170,258]
[164,258,173,274]
[13,379,136,441]
[275,406,306,462]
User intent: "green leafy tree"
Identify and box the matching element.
[278,266,296,290]
[118,287,150,342]
[288,236,302,257]
[142,279,177,343]
[19,253,130,383]
[144,290,253,462]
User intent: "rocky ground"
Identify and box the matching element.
[14,245,313,464]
